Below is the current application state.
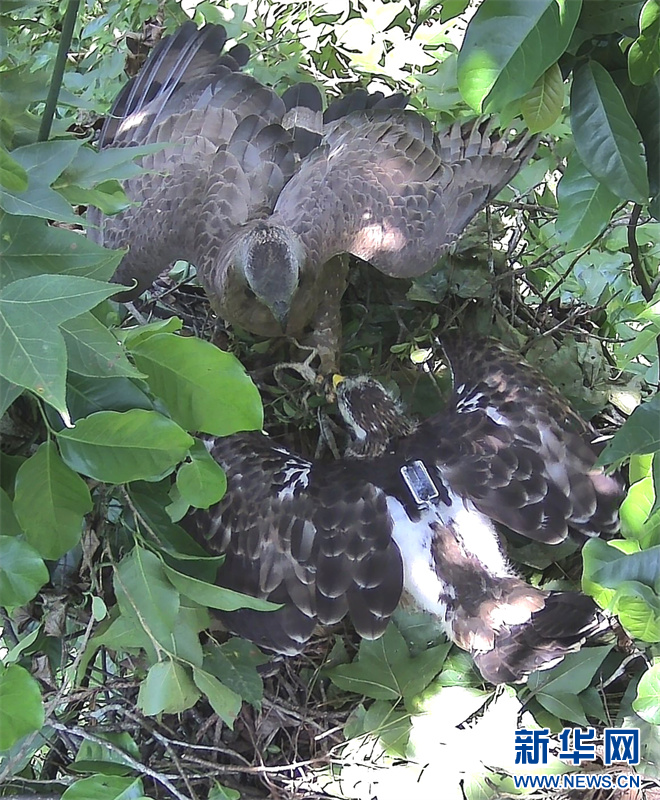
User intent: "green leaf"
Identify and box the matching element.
[192,667,242,728]
[457,0,581,112]
[362,699,411,757]
[57,409,193,483]
[66,374,154,421]
[583,538,660,600]
[0,536,48,606]
[0,376,22,418]
[61,180,131,215]
[612,581,660,641]
[0,147,28,192]
[61,313,143,379]
[329,624,445,701]
[556,152,619,249]
[209,784,241,800]
[176,442,227,509]
[577,0,645,34]
[61,775,144,800]
[13,441,92,560]
[570,60,650,203]
[138,661,200,715]
[0,663,45,750]
[620,476,660,548]
[162,562,279,612]
[0,214,123,286]
[118,317,183,349]
[598,395,660,465]
[130,333,263,435]
[0,487,21,537]
[71,731,140,777]
[114,547,180,648]
[203,639,267,709]
[520,61,565,133]
[60,142,165,188]
[0,275,119,419]
[0,140,82,222]
[526,646,612,695]
[633,661,660,722]
[628,0,660,85]
[535,690,589,725]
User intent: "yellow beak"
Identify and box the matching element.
[332,374,345,389]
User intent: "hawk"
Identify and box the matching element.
[90,22,537,370]
[182,337,623,684]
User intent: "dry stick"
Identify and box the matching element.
[49,722,192,800]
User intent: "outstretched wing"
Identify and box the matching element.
[181,433,403,654]
[271,116,537,278]
[411,336,623,543]
[90,23,297,299]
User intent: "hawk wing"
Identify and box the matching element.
[271,116,537,278]
[181,433,403,654]
[90,23,298,299]
[411,336,623,543]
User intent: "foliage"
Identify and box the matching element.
[1,0,659,798]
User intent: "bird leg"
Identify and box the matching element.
[299,254,349,376]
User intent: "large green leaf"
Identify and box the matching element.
[61,775,144,800]
[0,214,123,286]
[0,376,22,418]
[598,394,660,465]
[0,663,45,751]
[66,374,154,421]
[0,147,27,192]
[61,313,143,379]
[577,0,645,34]
[526,646,612,695]
[556,152,620,249]
[13,441,92,560]
[192,667,242,728]
[457,0,581,112]
[329,624,447,701]
[57,409,193,483]
[163,563,279,612]
[0,140,81,222]
[114,546,180,648]
[0,275,118,419]
[628,0,660,85]
[203,639,267,709]
[175,442,227,510]
[520,61,565,133]
[633,661,660,723]
[583,538,660,596]
[138,661,200,715]
[0,536,48,607]
[570,60,649,203]
[130,333,263,435]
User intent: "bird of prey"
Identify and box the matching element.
[90,22,537,370]
[182,336,623,684]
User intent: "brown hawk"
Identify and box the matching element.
[90,23,537,370]
[182,337,623,684]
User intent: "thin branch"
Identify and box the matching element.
[38,0,81,141]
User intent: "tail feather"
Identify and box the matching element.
[471,591,607,684]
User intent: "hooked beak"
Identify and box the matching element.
[270,299,290,332]
[332,374,346,389]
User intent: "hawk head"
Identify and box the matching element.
[230,221,306,331]
[334,375,417,458]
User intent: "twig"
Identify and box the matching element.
[38,0,81,141]
[49,722,192,800]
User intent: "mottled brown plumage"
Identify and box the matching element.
[182,337,622,682]
[91,23,537,367]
